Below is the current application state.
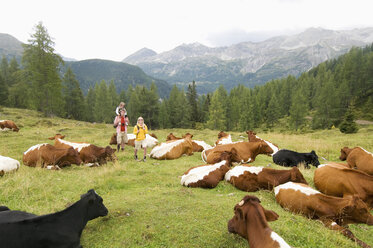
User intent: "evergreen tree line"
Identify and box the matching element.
[1,22,372,132]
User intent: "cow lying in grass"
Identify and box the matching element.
[150,137,194,160]
[0,120,19,132]
[272,149,320,168]
[246,130,279,156]
[23,143,82,169]
[314,163,373,209]
[215,131,232,145]
[0,189,108,248]
[49,134,116,166]
[228,195,291,248]
[181,151,236,188]
[275,182,373,248]
[167,132,212,152]
[340,146,373,175]
[225,166,307,192]
[0,155,20,176]
[109,133,158,149]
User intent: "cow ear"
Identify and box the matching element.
[264,209,279,222]
[237,208,246,221]
[48,136,54,140]
[311,150,316,155]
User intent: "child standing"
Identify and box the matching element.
[133,117,148,161]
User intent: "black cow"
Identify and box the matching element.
[0,207,37,223]
[272,149,320,168]
[0,189,108,248]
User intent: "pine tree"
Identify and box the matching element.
[158,99,169,129]
[206,85,228,130]
[0,56,9,85]
[8,57,20,87]
[0,75,8,105]
[85,86,96,122]
[108,80,119,114]
[62,67,85,120]
[187,81,199,127]
[265,93,280,128]
[289,88,308,130]
[94,80,112,123]
[339,103,359,134]
[22,22,64,116]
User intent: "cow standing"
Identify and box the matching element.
[228,195,291,248]
[340,146,373,175]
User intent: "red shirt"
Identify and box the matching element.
[120,116,125,132]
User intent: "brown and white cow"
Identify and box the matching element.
[150,138,193,160]
[225,166,307,192]
[228,195,291,248]
[0,155,20,176]
[215,131,233,146]
[181,151,236,188]
[246,130,279,156]
[340,146,373,175]
[0,120,19,132]
[109,133,158,148]
[314,163,373,209]
[166,132,212,152]
[49,134,115,165]
[23,144,82,169]
[275,182,373,248]
[202,141,274,164]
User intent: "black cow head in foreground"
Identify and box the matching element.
[82,189,109,219]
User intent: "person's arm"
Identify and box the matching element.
[133,125,138,135]
[114,116,120,125]
[144,125,148,134]
[115,107,120,115]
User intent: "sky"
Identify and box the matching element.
[1,0,373,61]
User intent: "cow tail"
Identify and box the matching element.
[201,150,207,163]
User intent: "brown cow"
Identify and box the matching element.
[150,137,193,160]
[109,133,158,148]
[23,143,82,169]
[202,141,273,164]
[167,133,212,152]
[228,195,290,248]
[314,163,373,208]
[340,146,373,175]
[180,151,236,188]
[275,182,373,248]
[49,134,115,165]
[0,120,19,132]
[225,166,307,192]
[215,131,232,146]
[246,130,279,156]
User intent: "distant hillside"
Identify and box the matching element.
[64,59,171,97]
[123,27,373,94]
[0,33,23,60]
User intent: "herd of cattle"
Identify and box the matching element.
[1,119,373,247]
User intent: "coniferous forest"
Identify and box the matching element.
[1,23,372,132]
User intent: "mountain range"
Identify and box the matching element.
[123,27,373,93]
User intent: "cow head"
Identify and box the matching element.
[228,195,279,239]
[81,189,108,220]
[218,131,229,139]
[182,133,193,139]
[339,147,352,161]
[166,133,179,141]
[246,130,261,142]
[109,133,117,145]
[259,141,275,156]
[290,167,308,184]
[220,148,239,167]
[104,146,116,161]
[339,195,373,226]
[149,133,158,139]
[306,150,320,167]
[48,133,65,140]
[61,147,82,166]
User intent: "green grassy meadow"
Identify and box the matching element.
[0,107,373,248]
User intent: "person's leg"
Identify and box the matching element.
[143,147,147,161]
[116,132,121,152]
[122,132,128,151]
[134,148,138,160]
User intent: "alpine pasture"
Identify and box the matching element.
[0,107,372,248]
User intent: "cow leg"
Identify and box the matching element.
[321,219,371,248]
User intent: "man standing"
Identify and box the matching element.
[133,117,148,161]
[113,109,129,152]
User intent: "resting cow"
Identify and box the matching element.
[49,134,115,165]
[272,149,320,168]
[340,146,373,175]
[0,120,19,132]
[0,155,20,176]
[246,130,279,156]
[215,131,233,146]
[23,143,82,169]
[275,182,373,248]
[181,151,236,188]
[228,195,290,248]
[225,166,307,192]
[0,189,108,248]
[167,133,212,152]
[202,141,273,164]
[110,133,158,148]
[314,163,373,208]
[150,138,193,160]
